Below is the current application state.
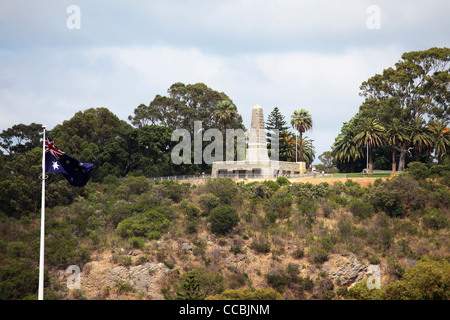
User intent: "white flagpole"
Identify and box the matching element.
[38,125,47,300]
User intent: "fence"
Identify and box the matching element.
[147,173,349,181]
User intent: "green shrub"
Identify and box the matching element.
[368,175,426,217]
[422,209,448,230]
[265,196,292,219]
[204,178,241,205]
[129,236,145,249]
[197,193,220,215]
[114,175,150,200]
[306,246,329,264]
[406,161,429,180]
[250,240,271,254]
[209,205,240,235]
[265,273,288,293]
[116,206,171,239]
[276,176,290,186]
[160,181,191,203]
[249,182,274,199]
[348,198,374,219]
[206,287,282,300]
[350,258,450,300]
[178,267,225,297]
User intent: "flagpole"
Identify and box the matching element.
[38,125,46,300]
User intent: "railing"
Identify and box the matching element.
[147,173,349,181]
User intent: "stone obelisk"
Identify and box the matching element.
[246,104,270,162]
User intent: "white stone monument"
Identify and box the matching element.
[211,104,306,178]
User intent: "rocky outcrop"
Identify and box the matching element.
[321,254,368,285]
[77,253,170,299]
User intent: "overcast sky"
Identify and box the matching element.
[0,0,449,162]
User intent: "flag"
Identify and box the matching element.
[45,137,94,187]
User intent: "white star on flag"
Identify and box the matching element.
[52,161,60,170]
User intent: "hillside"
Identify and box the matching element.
[0,163,449,300]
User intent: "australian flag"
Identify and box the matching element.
[45,137,94,187]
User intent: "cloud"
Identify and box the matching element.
[0,0,448,162]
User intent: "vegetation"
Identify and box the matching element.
[332,47,449,173]
[0,48,449,300]
[0,161,448,300]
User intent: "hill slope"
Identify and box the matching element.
[1,168,449,300]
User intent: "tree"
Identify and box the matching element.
[385,118,410,172]
[209,205,240,235]
[331,114,365,173]
[0,123,43,157]
[353,118,386,174]
[280,133,315,168]
[214,100,237,161]
[429,119,450,163]
[359,47,450,169]
[128,82,244,134]
[49,107,131,158]
[98,126,175,179]
[266,107,290,161]
[317,151,337,173]
[177,274,205,300]
[410,117,434,162]
[290,109,313,162]
[360,47,450,121]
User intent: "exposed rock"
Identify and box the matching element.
[78,256,170,299]
[180,242,195,251]
[322,254,368,285]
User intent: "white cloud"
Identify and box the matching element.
[0,0,448,163]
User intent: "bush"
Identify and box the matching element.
[276,176,290,186]
[249,182,274,199]
[204,178,241,205]
[368,175,426,217]
[348,198,374,219]
[422,209,448,230]
[406,161,429,180]
[306,246,329,264]
[349,258,450,300]
[265,273,288,293]
[197,193,220,215]
[178,267,225,297]
[114,175,150,200]
[250,240,271,254]
[264,196,292,219]
[116,206,171,239]
[209,205,240,235]
[206,287,282,300]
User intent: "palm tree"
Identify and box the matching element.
[429,119,450,163]
[332,132,364,167]
[281,133,315,168]
[353,117,386,174]
[385,118,410,172]
[410,117,433,162]
[214,100,237,161]
[290,109,313,162]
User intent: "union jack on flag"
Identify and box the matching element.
[45,138,65,160]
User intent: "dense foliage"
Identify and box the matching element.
[0,162,448,299]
